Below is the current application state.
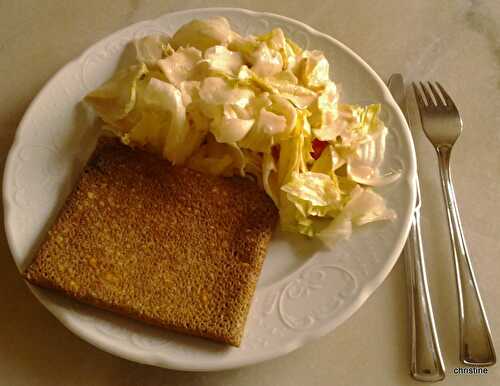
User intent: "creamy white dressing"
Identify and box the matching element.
[84,17,397,246]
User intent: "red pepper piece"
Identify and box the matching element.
[311,138,328,160]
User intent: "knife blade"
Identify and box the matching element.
[388,74,422,210]
[387,73,445,382]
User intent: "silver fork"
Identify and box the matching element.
[412,82,496,366]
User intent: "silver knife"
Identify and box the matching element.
[388,74,446,382]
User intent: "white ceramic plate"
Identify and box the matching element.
[3,8,416,371]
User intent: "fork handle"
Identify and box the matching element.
[436,146,496,366]
[404,206,445,381]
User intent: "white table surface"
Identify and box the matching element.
[1,1,499,385]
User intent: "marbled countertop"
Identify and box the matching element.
[1,1,499,385]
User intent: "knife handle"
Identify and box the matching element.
[404,208,446,382]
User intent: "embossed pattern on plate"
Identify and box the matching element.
[3,8,416,371]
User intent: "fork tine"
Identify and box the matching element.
[419,82,435,107]
[428,82,445,107]
[436,82,457,109]
[412,82,427,109]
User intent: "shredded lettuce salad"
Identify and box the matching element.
[84,17,400,247]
